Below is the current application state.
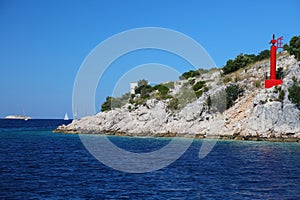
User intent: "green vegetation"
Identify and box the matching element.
[225,84,244,109]
[100,36,300,113]
[206,95,212,111]
[288,83,300,107]
[223,76,232,84]
[192,80,208,98]
[175,84,197,109]
[135,84,153,99]
[273,86,281,94]
[278,90,285,102]
[179,68,208,80]
[179,69,200,80]
[162,81,175,89]
[167,97,179,110]
[153,84,172,100]
[274,86,285,102]
[125,79,175,107]
[153,84,169,96]
[223,54,252,74]
[188,78,196,85]
[101,93,131,112]
[222,50,270,75]
[192,81,206,91]
[137,79,148,87]
[101,96,112,112]
[284,36,300,61]
[255,49,270,61]
[276,67,283,79]
[254,80,261,88]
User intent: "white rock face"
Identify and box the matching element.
[55,54,300,141]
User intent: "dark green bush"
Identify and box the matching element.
[278,90,285,102]
[276,67,283,79]
[153,84,169,96]
[288,83,300,107]
[285,36,300,61]
[206,95,212,111]
[225,84,244,109]
[167,97,179,110]
[135,84,153,99]
[254,49,270,61]
[222,54,253,74]
[137,79,148,87]
[101,96,112,112]
[222,50,270,75]
[195,90,203,98]
[179,70,200,80]
[101,93,131,112]
[192,81,206,91]
[188,78,196,85]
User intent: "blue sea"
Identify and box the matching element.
[1,119,300,199]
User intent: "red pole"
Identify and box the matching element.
[264,35,283,88]
[270,44,277,79]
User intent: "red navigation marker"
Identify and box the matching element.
[265,34,283,88]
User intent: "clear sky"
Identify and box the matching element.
[0,0,299,119]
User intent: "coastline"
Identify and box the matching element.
[53,128,300,143]
[54,54,300,143]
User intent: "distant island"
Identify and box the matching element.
[54,36,300,142]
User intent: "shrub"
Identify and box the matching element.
[101,96,112,112]
[274,86,281,94]
[254,80,261,88]
[167,97,179,110]
[101,93,131,112]
[137,79,148,87]
[163,82,175,89]
[195,90,203,98]
[276,67,283,79]
[135,84,153,99]
[176,85,197,109]
[188,78,196,85]
[234,75,241,82]
[210,89,227,113]
[153,84,169,96]
[129,97,135,104]
[222,50,270,75]
[222,54,253,74]
[206,95,212,111]
[254,49,270,61]
[278,90,285,102]
[286,36,300,61]
[225,84,244,109]
[192,81,206,91]
[179,70,200,80]
[127,105,132,111]
[288,83,300,107]
[223,76,232,83]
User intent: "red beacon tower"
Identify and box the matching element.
[265,34,283,88]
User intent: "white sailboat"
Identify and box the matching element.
[64,112,69,120]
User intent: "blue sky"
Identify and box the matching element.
[0,0,299,119]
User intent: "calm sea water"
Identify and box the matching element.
[1,119,300,199]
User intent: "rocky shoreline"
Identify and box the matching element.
[54,127,300,142]
[54,54,300,142]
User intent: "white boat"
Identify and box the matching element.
[5,115,31,120]
[64,112,69,120]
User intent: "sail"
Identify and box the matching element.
[64,113,69,120]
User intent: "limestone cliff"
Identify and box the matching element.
[55,53,300,142]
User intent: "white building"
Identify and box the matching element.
[130,82,138,94]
